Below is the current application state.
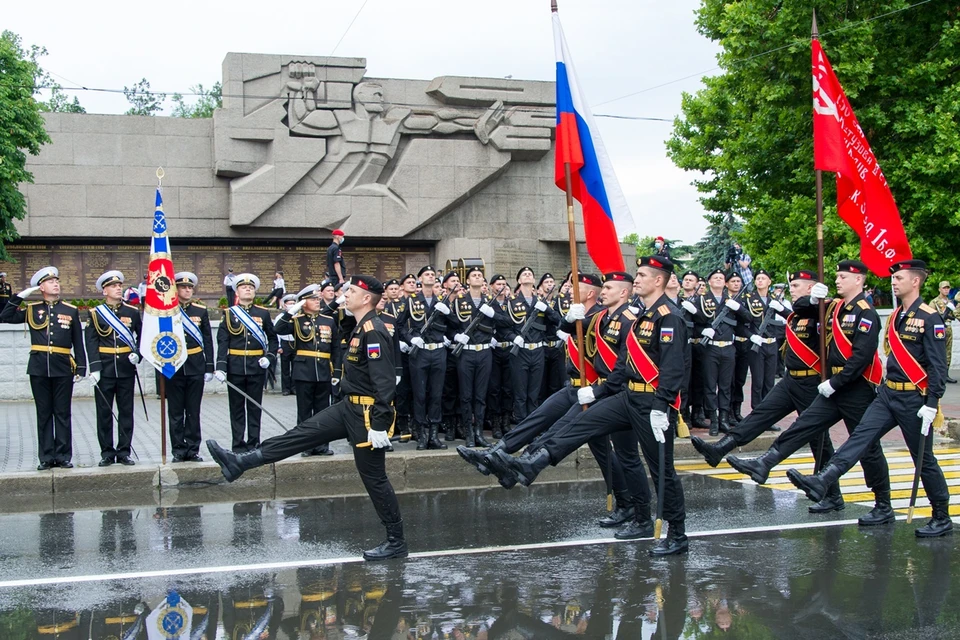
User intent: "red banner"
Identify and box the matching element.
[812,39,911,276]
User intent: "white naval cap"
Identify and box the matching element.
[95,270,125,293]
[280,293,298,305]
[0,272,6,278]
[233,273,260,290]
[296,284,321,301]
[31,266,59,287]
[175,271,198,287]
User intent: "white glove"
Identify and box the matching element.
[947,302,956,312]
[749,334,764,346]
[454,333,470,345]
[368,429,392,449]
[203,373,214,383]
[534,300,548,312]
[769,299,785,312]
[701,327,716,340]
[725,298,741,311]
[556,329,570,342]
[331,377,340,386]
[490,337,498,347]
[399,341,410,354]
[513,336,525,348]
[17,286,40,298]
[396,376,401,385]
[89,371,100,385]
[479,303,495,318]
[443,336,451,348]
[128,353,140,365]
[681,300,697,314]
[650,410,669,444]
[782,299,793,311]
[258,357,270,369]
[214,370,226,383]
[335,295,346,306]
[818,380,835,398]
[287,300,306,316]
[410,337,426,349]
[565,303,586,322]
[917,405,937,436]
[810,282,829,303]
[577,386,595,405]
[73,374,83,383]
[434,301,451,316]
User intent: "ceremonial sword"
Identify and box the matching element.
[221,377,290,433]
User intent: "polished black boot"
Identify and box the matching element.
[363,520,409,561]
[786,463,843,504]
[649,520,689,556]
[708,411,719,437]
[597,493,635,528]
[915,501,954,538]
[718,411,733,434]
[692,434,736,468]
[731,403,743,423]
[457,440,503,476]
[428,423,448,449]
[727,447,784,485]
[693,406,709,430]
[464,418,476,448]
[473,422,492,448]
[443,419,456,442]
[615,508,654,540]
[487,448,520,489]
[858,491,895,526]
[415,423,428,451]
[397,414,411,436]
[207,440,265,482]
[491,414,504,439]
[502,448,552,487]
[808,479,845,514]
[455,415,466,440]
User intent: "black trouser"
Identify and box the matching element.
[280,345,295,394]
[396,352,412,418]
[773,378,890,494]
[829,386,949,504]
[410,347,445,428]
[540,343,565,403]
[731,339,751,407]
[487,346,513,417]
[689,343,704,411]
[503,386,579,453]
[748,341,778,407]
[457,348,492,428]
[538,390,686,526]
[227,372,266,451]
[589,428,652,510]
[30,375,74,465]
[700,343,735,412]
[443,351,460,423]
[679,342,693,413]
[259,401,402,525]
[166,371,204,458]
[296,379,331,423]
[95,375,135,459]
[511,346,545,421]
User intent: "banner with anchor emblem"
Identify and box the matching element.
[146,591,193,640]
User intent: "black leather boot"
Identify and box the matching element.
[444,418,456,442]
[415,423,428,451]
[457,440,503,476]
[428,423,447,450]
[207,440,264,482]
[708,411,719,437]
[464,418,476,448]
[727,447,785,485]
[363,520,409,561]
[474,422,492,448]
[455,416,466,440]
[693,406,709,430]
[491,414,504,439]
[786,463,843,504]
[597,493,634,528]
[397,414,411,436]
[649,520,689,556]
[615,515,654,540]
[718,411,733,433]
[692,434,736,468]
[808,479,845,513]
[858,491,895,526]
[915,501,953,538]
[501,448,552,487]
[731,403,743,423]
[487,448,519,489]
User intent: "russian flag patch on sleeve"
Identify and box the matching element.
[367,343,381,359]
[660,327,674,343]
[934,324,946,340]
[858,318,873,333]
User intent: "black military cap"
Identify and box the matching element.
[537,272,555,288]
[707,268,727,280]
[516,266,534,281]
[754,269,771,278]
[726,271,743,282]
[838,259,869,275]
[489,273,506,283]
[400,273,417,284]
[352,275,384,295]
[417,265,436,277]
[602,271,635,283]
[441,271,459,284]
[466,265,484,278]
[889,259,928,274]
[384,278,400,288]
[637,255,675,274]
[682,270,700,279]
[319,278,337,291]
[789,270,817,281]
[577,273,602,287]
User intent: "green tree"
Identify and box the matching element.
[1,31,85,113]
[42,85,85,113]
[0,31,51,261]
[171,82,222,118]
[689,212,742,276]
[668,1,960,297]
[124,78,165,116]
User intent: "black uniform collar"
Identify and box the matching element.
[609,302,631,319]
[898,295,923,321]
[843,291,867,310]
[105,301,122,312]
[645,293,672,315]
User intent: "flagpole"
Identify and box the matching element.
[157,167,169,466]
[812,12,828,474]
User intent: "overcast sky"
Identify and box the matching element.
[7,0,721,245]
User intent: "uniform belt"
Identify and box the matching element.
[521,342,543,350]
[228,349,264,356]
[463,343,490,351]
[690,338,700,344]
[788,368,819,378]
[831,366,845,374]
[571,377,605,387]
[709,341,733,347]
[757,337,777,344]
[628,381,656,393]
[296,350,331,359]
[98,346,132,354]
[498,341,512,348]
[544,340,561,347]
[735,336,748,342]
[187,346,203,355]
[421,342,444,350]
[885,380,927,395]
[348,394,376,430]
[31,345,72,355]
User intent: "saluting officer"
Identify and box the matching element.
[215,273,279,452]
[86,270,143,467]
[789,260,953,538]
[168,272,214,462]
[1,267,86,470]
[207,275,408,561]
[276,284,340,457]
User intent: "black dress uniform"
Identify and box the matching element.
[505,276,561,422]
[540,290,571,402]
[386,291,411,433]
[277,294,297,395]
[217,297,279,452]
[743,287,780,406]
[0,267,86,469]
[485,283,514,437]
[730,287,753,422]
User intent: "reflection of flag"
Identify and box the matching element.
[142,189,187,378]
[553,9,632,273]
[146,591,193,640]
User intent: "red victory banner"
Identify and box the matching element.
[812,39,911,276]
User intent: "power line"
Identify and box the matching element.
[330,0,371,56]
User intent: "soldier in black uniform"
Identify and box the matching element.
[215,273,279,452]
[326,228,347,284]
[207,275,409,560]
[397,265,453,450]
[1,266,86,470]
[727,260,891,518]
[679,270,703,426]
[0,272,10,310]
[168,272,214,462]
[771,282,788,376]
[538,272,566,401]
[389,276,413,435]
[789,259,953,537]
[727,272,752,423]
[743,269,781,409]
[440,271,463,440]
[86,270,143,467]
[485,274,514,438]
[276,294,297,395]
[506,267,561,422]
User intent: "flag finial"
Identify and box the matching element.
[551,0,558,13]
[812,9,819,39]
[156,166,164,187]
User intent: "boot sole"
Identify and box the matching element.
[915,525,954,538]
[648,541,689,556]
[456,447,492,476]
[206,441,239,483]
[858,515,895,526]
[727,458,769,485]
[363,550,409,561]
[808,502,845,514]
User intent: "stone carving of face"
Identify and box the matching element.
[354,82,384,114]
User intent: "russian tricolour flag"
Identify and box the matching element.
[553,11,634,273]
[142,189,187,378]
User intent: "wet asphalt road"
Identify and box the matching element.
[1,474,958,639]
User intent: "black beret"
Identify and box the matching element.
[352,275,384,295]
[577,273,602,287]
[602,271,635,283]
[789,270,817,281]
[889,259,927,274]
[637,255,675,273]
[516,266,534,281]
[417,265,436,277]
[837,259,869,275]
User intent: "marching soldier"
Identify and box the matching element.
[726,272,751,423]
[0,267,86,470]
[771,282,788,376]
[743,269,780,409]
[86,270,143,467]
[789,260,953,538]
[931,280,956,383]
[278,294,297,396]
[215,273,279,452]
[168,272,214,462]
[486,274,514,438]
[207,276,409,560]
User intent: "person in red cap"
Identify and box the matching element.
[326,229,347,285]
[654,236,671,259]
